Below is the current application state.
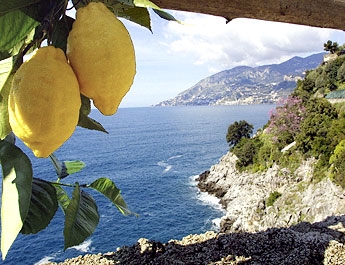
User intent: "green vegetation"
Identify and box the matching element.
[228,40,345,186]
[266,191,282,207]
[226,120,254,148]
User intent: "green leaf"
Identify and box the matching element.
[0,9,39,58]
[89,177,136,216]
[51,16,75,53]
[64,161,85,175]
[0,140,32,259]
[0,0,41,15]
[20,178,58,234]
[133,0,180,23]
[0,57,13,140]
[49,153,66,179]
[49,154,85,179]
[152,8,180,22]
[77,95,108,133]
[53,184,70,214]
[64,183,99,250]
[133,0,160,10]
[118,6,151,31]
[78,111,108,133]
[80,94,91,116]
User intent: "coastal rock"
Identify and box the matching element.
[45,215,345,265]
[197,151,345,234]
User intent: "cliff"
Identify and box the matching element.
[197,152,345,233]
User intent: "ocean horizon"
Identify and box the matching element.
[1,105,274,265]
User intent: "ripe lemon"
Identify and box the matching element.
[67,2,136,115]
[8,46,81,158]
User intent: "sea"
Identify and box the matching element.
[1,105,274,265]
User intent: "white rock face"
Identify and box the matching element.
[198,151,345,233]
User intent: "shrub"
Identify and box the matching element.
[329,140,345,188]
[296,98,338,158]
[266,191,282,207]
[232,137,261,171]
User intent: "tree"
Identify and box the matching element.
[0,0,176,260]
[266,96,306,149]
[324,40,339,54]
[226,120,253,148]
[232,138,258,169]
[296,98,338,158]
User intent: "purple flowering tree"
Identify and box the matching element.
[266,96,306,149]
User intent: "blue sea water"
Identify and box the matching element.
[2,105,274,265]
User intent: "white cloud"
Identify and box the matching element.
[163,12,345,72]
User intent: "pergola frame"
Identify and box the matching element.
[153,0,345,30]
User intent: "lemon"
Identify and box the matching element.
[8,46,81,158]
[67,2,136,115]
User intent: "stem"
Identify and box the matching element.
[50,181,75,188]
[49,181,88,188]
[49,153,63,177]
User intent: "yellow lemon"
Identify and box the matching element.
[8,46,81,158]
[67,2,136,115]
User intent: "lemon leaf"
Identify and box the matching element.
[64,183,99,250]
[0,57,13,140]
[0,9,38,59]
[0,140,32,259]
[133,0,180,23]
[80,94,91,116]
[152,8,180,22]
[118,6,151,31]
[89,177,137,216]
[64,161,85,175]
[20,178,58,235]
[78,111,108,133]
[0,0,41,15]
[53,184,70,215]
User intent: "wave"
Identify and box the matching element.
[211,217,222,230]
[70,238,93,252]
[34,239,92,265]
[197,191,224,212]
[167,154,183,160]
[189,175,225,212]
[157,161,172,173]
[34,255,56,265]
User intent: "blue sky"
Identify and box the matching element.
[119,10,345,107]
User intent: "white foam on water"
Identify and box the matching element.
[211,217,222,230]
[167,154,183,160]
[197,191,224,211]
[157,161,172,173]
[164,165,172,172]
[34,256,56,265]
[189,175,225,213]
[70,238,93,252]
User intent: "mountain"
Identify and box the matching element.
[156,53,325,106]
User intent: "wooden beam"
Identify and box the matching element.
[153,0,345,30]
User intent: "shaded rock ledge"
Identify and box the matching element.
[45,151,345,265]
[45,217,345,265]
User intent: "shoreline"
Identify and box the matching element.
[44,151,345,265]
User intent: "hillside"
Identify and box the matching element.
[156,53,325,106]
[195,50,345,237]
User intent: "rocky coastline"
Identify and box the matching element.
[196,152,345,234]
[45,151,345,265]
